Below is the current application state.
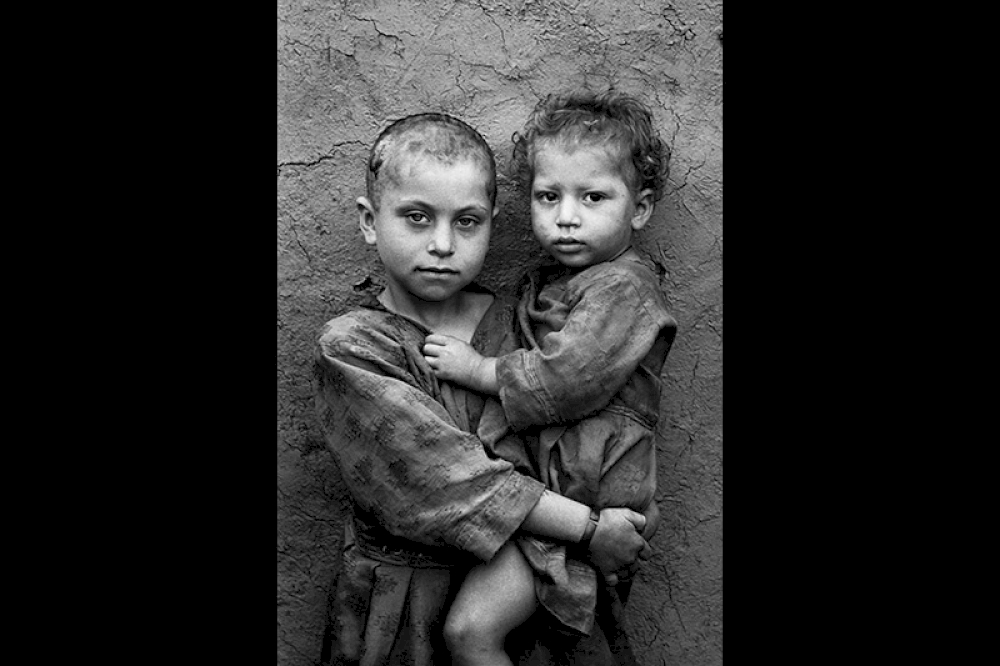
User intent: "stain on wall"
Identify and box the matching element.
[278,0,722,663]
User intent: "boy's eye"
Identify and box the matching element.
[455,217,480,229]
[406,212,429,224]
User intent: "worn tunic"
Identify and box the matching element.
[315,287,645,665]
[484,253,678,635]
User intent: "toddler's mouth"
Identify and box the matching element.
[417,266,459,274]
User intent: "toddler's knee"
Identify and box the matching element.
[444,608,495,658]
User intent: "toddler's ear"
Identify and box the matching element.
[630,189,655,231]
[357,197,378,245]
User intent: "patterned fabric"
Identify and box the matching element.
[316,287,547,666]
[315,282,664,665]
[487,252,678,635]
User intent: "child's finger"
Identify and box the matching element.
[424,333,451,345]
[626,510,647,533]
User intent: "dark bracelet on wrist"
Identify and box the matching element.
[579,508,601,548]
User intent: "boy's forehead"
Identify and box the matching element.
[369,121,496,207]
[382,152,492,192]
[379,128,491,179]
[382,126,485,167]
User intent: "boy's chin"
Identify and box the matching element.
[411,284,469,303]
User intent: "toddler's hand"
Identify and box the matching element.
[423,334,484,387]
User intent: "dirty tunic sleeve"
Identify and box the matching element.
[316,321,546,562]
[495,272,667,431]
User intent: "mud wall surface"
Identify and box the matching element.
[278,1,722,663]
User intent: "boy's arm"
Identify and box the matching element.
[521,490,652,582]
[318,336,649,570]
[317,325,538,561]
[423,334,499,394]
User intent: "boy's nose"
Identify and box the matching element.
[428,224,455,255]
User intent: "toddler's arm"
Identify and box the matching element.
[423,333,499,394]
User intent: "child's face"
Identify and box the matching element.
[358,155,496,308]
[530,142,652,269]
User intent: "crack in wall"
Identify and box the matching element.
[277,141,366,176]
[658,560,689,636]
[481,7,511,61]
[666,158,706,199]
[290,225,313,269]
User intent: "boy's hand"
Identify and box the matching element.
[587,508,652,586]
[641,501,661,541]
[423,334,494,392]
[611,501,661,583]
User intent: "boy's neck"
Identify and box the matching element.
[378,288,493,342]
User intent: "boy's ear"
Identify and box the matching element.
[357,196,378,245]
[630,189,655,231]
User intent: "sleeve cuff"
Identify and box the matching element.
[456,471,546,561]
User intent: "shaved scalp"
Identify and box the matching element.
[365,113,497,210]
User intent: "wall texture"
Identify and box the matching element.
[278,1,722,664]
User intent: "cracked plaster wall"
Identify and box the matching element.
[278,1,722,664]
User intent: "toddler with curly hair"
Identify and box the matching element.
[423,90,678,665]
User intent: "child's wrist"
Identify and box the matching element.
[474,357,499,394]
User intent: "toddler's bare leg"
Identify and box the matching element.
[444,541,537,666]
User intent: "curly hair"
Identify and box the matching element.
[510,90,670,202]
[366,113,497,210]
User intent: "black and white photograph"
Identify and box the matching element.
[278,1,722,664]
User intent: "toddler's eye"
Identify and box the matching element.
[584,193,605,203]
[535,191,558,203]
